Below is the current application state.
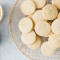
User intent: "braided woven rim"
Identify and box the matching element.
[9,0,33,59]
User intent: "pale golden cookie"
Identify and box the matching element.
[21,31,36,45]
[41,41,56,56]
[48,34,60,49]
[20,0,36,15]
[43,4,58,20]
[27,36,41,49]
[35,21,51,36]
[52,0,60,9]
[57,13,60,19]
[33,0,46,8]
[52,19,60,34]
[18,17,33,33]
[32,10,47,24]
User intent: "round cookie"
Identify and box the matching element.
[33,0,46,8]
[57,13,60,19]
[43,4,58,20]
[48,34,60,49]
[52,0,60,9]
[44,31,53,37]
[27,36,41,49]
[52,19,60,34]
[35,21,51,36]
[41,41,56,56]
[32,10,47,24]
[20,0,36,15]
[21,31,36,45]
[18,17,33,33]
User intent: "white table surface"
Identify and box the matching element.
[0,0,30,60]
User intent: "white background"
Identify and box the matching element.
[0,0,30,60]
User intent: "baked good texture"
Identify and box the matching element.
[41,41,56,56]
[48,34,60,49]
[33,0,46,8]
[35,21,51,36]
[27,36,41,49]
[32,10,47,24]
[21,31,36,45]
[52,19,60,34]
[20,0,36,15]
[43,4,58,20]
[18,17,33,33]
[52,0,60,9]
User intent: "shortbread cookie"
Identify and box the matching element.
[57,13,60,19]
[27,36,41,49]
[33,0,46,8]
[41,41,56,56]
[43,4,58,20]
[48,34,60,49]
[44,31,53,37]
[52,0,60,9]
[52,19,60,34]
[0,5,4,21]
[35,21,51,36]
[20,0,36,15]
[21,31,36,45]
[18,17,33,33]
[32,10,47,24]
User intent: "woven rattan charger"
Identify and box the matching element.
[9,0,60,60]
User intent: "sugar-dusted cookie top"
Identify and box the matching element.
[18,17,33,33]
[27,36,41,49]
[32,10,47,24]
[21,31,36,45]
[20,0,36,15]
[33,0,46,8]
[52,19,60,34]
[43,4,58,20]
[35,21,51,36]
[52,0,60,9]
[48,34,60,49]
[41,41,56,56]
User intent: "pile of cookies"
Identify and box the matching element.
[18,0,60,56]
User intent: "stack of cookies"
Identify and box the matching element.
[18,0,60,56]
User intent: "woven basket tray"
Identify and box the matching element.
[9,0,60,60]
